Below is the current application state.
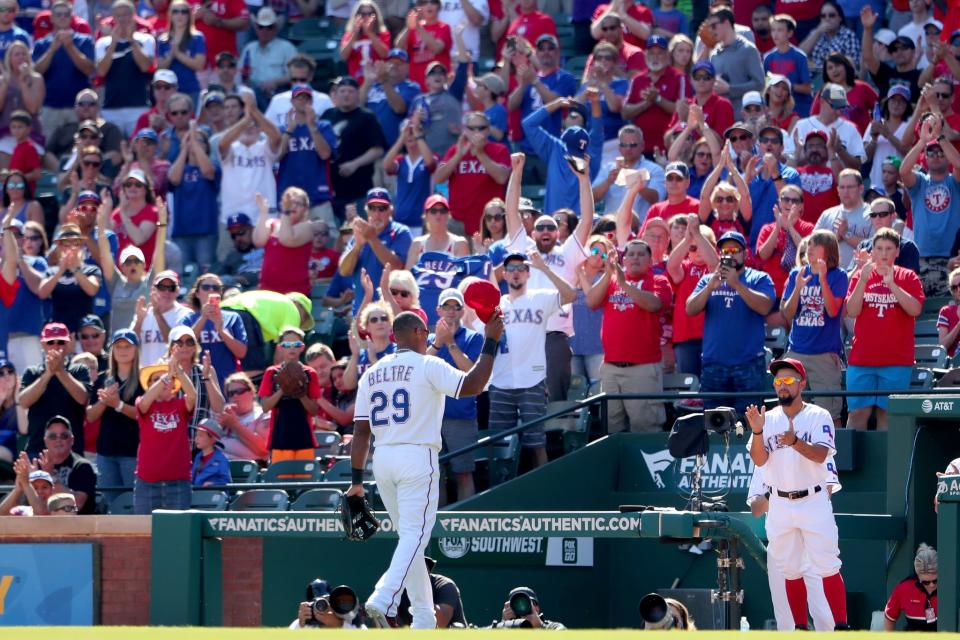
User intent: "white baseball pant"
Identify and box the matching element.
[366,444,440,629]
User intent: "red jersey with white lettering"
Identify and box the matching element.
[592,2,653,48]
[797,165,840,225]
[646,196,700,221]
[627,67,684,154]
[847,266,925,366]
[354,350,465,451]
[440,142,510,236]
[407,20,452,90]
[671,259,710,343]
[136,396,192,483]
[341,30,392,83]
[600,272,672,363]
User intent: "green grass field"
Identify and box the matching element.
[8,629,911,639]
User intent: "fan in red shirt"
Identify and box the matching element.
[845,227,924,430]
[134,360,196,513]
[586,238,672,433]
[666,214,717,377]
[33,12,90,38]
[936,267,960,356]
[195,0,251,64]
[647,162,700,220]
[398,0,451,90]
[497,0,557,58]
[796,130,840,225]
[590,0,653,49]
[667,61,734,136]
[339,2,392,83]
[754,184,815,298]
[433,112,512,236]
[624,36,683,154]
[584,12,646,78]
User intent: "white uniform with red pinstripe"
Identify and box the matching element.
[354,349,467,629]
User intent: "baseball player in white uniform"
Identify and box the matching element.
[347,311,504,629]
[746,357,849,631]
[502,152,592,400]
[747,462,840,630]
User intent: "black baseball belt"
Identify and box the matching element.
[776,485,823,500]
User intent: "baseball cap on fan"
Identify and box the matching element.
[821,83,848,109]
[561,126,590,173]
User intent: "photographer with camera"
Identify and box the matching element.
[639,593,697,630]
[685,230,775,413]
[488,586,566,629]
[396,556,467,628]
[290,579,363,629]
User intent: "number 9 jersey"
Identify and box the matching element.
[354,350,467,451]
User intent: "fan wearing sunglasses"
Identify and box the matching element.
[217,372,269,462]
[343,302,397,391]
[183,274,248,387]
[666,216,717,377]
[260,327,323,464]
[849,197,919,273]
[698,144,752,241]
[38,415,97,514]
[884,543,939,631]
[378,264,429,326]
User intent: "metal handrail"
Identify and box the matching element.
[438,387,960,463]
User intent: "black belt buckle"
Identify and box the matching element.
[778,485,821,500]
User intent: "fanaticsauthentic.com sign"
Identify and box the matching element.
[199,511,642,539]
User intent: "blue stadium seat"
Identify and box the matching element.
[191,490,229,511]
[229,489,290,511]
[290,488,342,511]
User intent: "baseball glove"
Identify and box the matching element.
[338,493,380,541]
[276,360,308,398]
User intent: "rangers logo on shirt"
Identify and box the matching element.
[924,183,951,213]
[800,169,834,195]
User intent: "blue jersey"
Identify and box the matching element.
[748,163,801,252]
[33,33,94,108]
[579,79,629,140]
[486,103,508,141]
[182,310,248,387]
[763,46,813,117]
[89,229,118,317]
[8,255,48,335]
[907,172,960,258]
[157,33,206,94]
[430,325,484,420]
[392,155,434,228]
[783,266,848,356]
[411,251,492,326]
[278,119,339,206]
[172,164,220,236]
[365,79,421,147]
[519,69,578,154]
[694,267,775,366]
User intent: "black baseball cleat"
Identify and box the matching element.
[794,624,810,631]
[834,622,851,630]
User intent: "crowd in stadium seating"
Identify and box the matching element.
[0,0,959,514]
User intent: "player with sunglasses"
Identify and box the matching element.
[259,326,323,463]
[746,358,849,631]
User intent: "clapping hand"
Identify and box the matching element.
[775,416,799,447]
[745,404,765,434]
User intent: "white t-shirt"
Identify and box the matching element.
[265,90,334,130]
[440,0,489,61]
[505,230,587,335]
[747,403,837,492]
[354,350,465,451]
[220,134,279,223]
[138,304,194,366]
[784,115,866,163]
[490,289,561,389]
[94,31,157,64]
[814,202,870,268]
[863,121,909,189]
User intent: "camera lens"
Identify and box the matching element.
[510,593,533,617]
[312,597,330,614]
[330,586,359,616]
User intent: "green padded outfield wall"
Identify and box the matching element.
[255,426,937,629]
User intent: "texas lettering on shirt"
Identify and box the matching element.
[149,411,180,432]
[795,283,827,327]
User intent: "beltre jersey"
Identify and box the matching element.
[505,229,588,335]
[354,350,466,451]
[490,289,561,389]
[411,251,492,326]
[747,403,837,491]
